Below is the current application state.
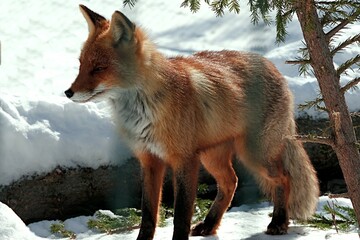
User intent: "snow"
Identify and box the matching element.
[0,202,42,240]
[1,0,359,186]
[0,94,132,185]
[0,197,356,240]
[0,0,359,239]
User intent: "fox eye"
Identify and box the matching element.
[92,66,107,74]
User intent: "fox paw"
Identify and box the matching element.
[190,221,216,236]
[266,222,288,235]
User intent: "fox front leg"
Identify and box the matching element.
[136,153,166,240]
[171,157,200,240]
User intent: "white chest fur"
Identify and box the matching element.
[110,90,165,159]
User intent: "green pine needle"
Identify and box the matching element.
[193,198,212,223]
[123,0,137,8]
[85,198,213,235]
[50,222,76,239]
[301,201,358,232]
[87,209,141,234]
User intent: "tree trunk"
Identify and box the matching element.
[295,0,360,227]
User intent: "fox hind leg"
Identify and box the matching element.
[266,184,290,235]
[191,142,238,236]
[235,133,291,235]
[260,159,290,235]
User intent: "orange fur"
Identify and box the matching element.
[65,5,320,240]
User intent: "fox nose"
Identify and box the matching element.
[64,89,74,98]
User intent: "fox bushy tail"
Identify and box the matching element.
[283,137,320,219]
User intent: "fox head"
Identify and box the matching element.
[65,5,140,103]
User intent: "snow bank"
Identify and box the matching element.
[1,0,360,185]
[0,94,132,186]
[0,202,42,240]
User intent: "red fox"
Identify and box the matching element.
[65,5,319,240]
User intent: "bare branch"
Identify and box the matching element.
[328,192,350,199]
[108,225,140,234]
[285,57,312,76]
[285,59,310,65]
[316,0,360,5]
[293,134,334,146]
[341,77,360,94]
[351,112,360,118]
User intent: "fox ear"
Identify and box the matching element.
[110,11,136,45]
[79,4,107,36]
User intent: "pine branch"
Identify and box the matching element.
[180,0,201,12]
[181,0,241,15]
[249,0,260,24]
[248,0,271,25]
[327,201,339,233]
[337,54,360,76]
[325,7,360,42]
[228,0,241,14]
[326,18,350,42]
[318,5,338,27]
[276,8,287,43]
[286,42,313,76]
[298,97,329,113]
[341,77,360,94]
[286,43,312,75]
[274,2,295,43]
[317,0,359,27]
[286,59,312,76]
[123,0,137,8]
[293,134,334,146]
[210,0,227,17]
[331,34,360,56]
